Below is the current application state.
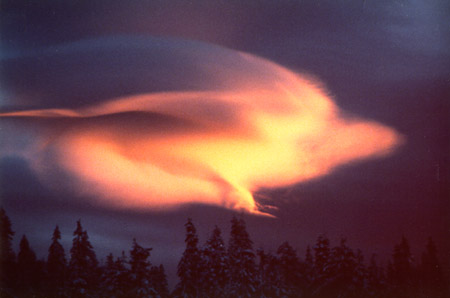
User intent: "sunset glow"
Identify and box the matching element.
[0,47,402,216]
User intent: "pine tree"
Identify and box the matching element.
[367,254,386,297]
[102,251,131,297]
[392,236,414,286]
[277,241,301,297]
[304,245,314,287]
[69,220,99,295]
[202,225,228,297]
[101,253,119,297]
[419,237,446,296]
[116,251,131,295]
[310,234,333,296]
[0,209,15,261]
[352,249,367,297]
[313,235,331,286]
[257,249,280,297]
[150,264,169,298]
[174,218,203,297]
[328,238,356,295]
[0,208,16,293]
[47,225,67,292]
[227,216,257,298]
[17,235,42,294]
[129,238,156,297]
[388,236,416,297]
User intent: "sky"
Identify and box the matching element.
[1,0,449,287]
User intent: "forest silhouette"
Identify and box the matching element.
[0,208,447,297]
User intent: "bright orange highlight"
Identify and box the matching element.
[0,49,402,216]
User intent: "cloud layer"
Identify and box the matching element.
[0,37,402,215]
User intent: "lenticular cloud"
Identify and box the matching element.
[0,37,402,216]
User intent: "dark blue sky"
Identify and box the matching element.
[1,0,449,287]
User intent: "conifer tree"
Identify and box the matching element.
[116,251,131,295]
[328,238,357,295]
[0,208,15,261]
[313,235,331,283]
[17,235,42,293]
[277,241,301,297]
[367,254,386,297]
[304,245,314,287]
[69,220,99,295]
[391,236,414,287]
[102,253,120,297]
[101,251,131,297]
[174,218,203,297]
[387,236,417,297]
[310,234,334,297]
[0,208,16,292]
[257,249,280,297]
[227,216,257,298]
[202,225,228,297]
[419,237,446,296]
[352,249,367,297]
[150,264,169,298]
[47,225,67,291]
[129,238,156,297]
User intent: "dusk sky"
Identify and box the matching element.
[1,0,449,287]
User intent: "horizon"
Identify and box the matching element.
[2,208,448,291]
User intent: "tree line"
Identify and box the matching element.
[0,208,447,297]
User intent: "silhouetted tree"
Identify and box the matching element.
[322,238,357,297]
[419,237,447,297]
[312,234,331,295]
[174,218,203,297]
[101,253,121,297]
[150,264,169,298]
[116,251,132,295]
[0,208,16,294]
[304,245,314,288]
[202,225,228,297]
[227,216,257,297]
[367,254,386,297]
[388,236,416,297]
[47,225,67,293]
[69,220,99,295]
[2,213,449,297]
[277,241,302,297]
[393,236,414,283]
[129,238,156,297]
[17,235,43,294]
[353,249,367,297]
[101,251,131,297]
[257,249,280,297]
[314,235,331,274]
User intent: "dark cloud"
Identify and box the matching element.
[2,36,307,111]
[1,37,229,109]
[0,111,203,137]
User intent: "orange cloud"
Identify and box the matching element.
[0,47,402,216]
